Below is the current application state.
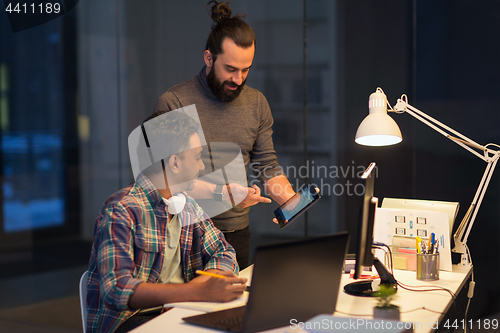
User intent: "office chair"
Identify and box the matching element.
[79,270,89,333]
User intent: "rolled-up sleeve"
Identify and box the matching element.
[200,218,239,274]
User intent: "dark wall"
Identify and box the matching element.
[414,0,500,320]
[337,0,414,235]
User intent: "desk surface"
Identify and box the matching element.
[336,265,472,333]
[130,265,472,333]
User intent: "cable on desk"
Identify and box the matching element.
[393,249,474,327]
[396,280,456,299]
[400,307,445,315]
[375,242,456,298]
[373,243,394,274]
[397,279,461,319]
[335,307,445,318]
[333,310,372,317]
[372,241,474,331]
[396,275,462,315]
[377,241,463,318]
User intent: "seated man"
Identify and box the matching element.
[86,110,247,333]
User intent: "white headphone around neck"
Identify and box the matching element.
[163,193,186,215]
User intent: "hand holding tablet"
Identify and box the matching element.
[273,184,321,228]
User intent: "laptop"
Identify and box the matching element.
[183,231,349,333]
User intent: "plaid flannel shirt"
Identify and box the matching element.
[85,174,238,333]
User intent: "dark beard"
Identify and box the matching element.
[207,66,246,103]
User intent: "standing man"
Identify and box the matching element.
[86,111,246,333]
[154,1,295,269]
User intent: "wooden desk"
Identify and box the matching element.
[130,265,472,333]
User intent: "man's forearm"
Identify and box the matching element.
[128,282,201,310]
[128,270,246,309]
[186,180,230,200]
[264,175,295,205]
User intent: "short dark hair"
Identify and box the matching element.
[140,110,199,176]
[205,1,256,61]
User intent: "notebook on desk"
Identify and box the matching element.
[183,231,350,333]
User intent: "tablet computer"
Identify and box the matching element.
[274,184,321,229]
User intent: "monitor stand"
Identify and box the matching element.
[343,258,397,297]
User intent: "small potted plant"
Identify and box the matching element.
[373,284,400,320]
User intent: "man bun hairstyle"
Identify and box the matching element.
[205,1,256,61]
[208,0,233,23]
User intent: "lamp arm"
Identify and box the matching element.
[393,99,490,162]
[452,156,499,258]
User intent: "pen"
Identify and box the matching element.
[435,239,440,254]
[416,236,422,254]
[195,270,227,279]
[429,233,435,254]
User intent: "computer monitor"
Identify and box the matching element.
[344,162,397,297]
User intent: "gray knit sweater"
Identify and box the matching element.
[153,67,284,231]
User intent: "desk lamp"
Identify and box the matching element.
[355,87,500,266]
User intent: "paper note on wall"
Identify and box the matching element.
[374,207,452,271]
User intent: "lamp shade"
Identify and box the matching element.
[355,89,402,146]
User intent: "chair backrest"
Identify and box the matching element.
[79,270,89,333]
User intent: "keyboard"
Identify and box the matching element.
[211,315,243,331]
[183,305,246,332]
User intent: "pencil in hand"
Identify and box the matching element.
[195,270,227,279]
[196,270,251,292]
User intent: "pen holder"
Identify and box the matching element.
[416,253,439,281]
